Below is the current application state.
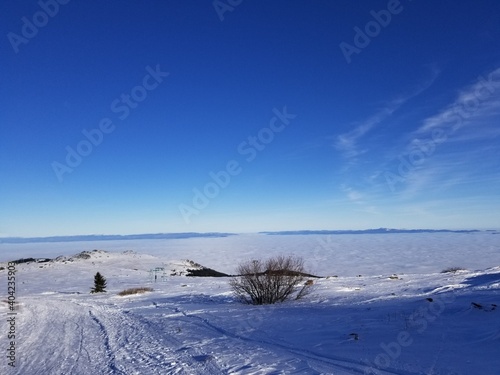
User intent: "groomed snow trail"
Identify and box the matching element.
[14,296,223,375]
[12,295,417,375]
[164,304,423,375]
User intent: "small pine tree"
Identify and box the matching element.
[90,272,107,293]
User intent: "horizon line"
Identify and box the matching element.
[1,228,497,244]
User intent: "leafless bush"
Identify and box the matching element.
[229,255,312,305]
[117,287,153,296]
[295,279,314,300]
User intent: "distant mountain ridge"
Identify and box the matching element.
[260,228,485,235]
[2,228,496,244]
[0,232,236,244]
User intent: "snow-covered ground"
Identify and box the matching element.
[1,233,499,374]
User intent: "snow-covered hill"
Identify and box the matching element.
[1,248,499,374]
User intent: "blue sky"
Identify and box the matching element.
[1,0,500,237]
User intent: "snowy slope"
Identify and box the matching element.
[1,247,499,375]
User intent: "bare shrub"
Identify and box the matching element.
[229,255,312,305]
[295,279,314,300]
[118,287,153,296]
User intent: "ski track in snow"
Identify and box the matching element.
[6,282,500,375]
[10,294,424,375]
[169,305,420,375]
[14,297,227,375]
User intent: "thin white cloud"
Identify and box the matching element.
[415,67,500,135]
[335,110,389,159]
[375,67,500,199]
[335,68,440,160]
[395,164,453,200]
[335,68,441,207]
[341,184,364,203]
[386,143,500,201]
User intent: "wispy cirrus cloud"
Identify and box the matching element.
[334,68,441,209]
[335,68,440,161]
[414,67,500,136]
[335,67,500,220]
[341,184,364,203]
[335,109,391,159]
[377,67,500,197]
